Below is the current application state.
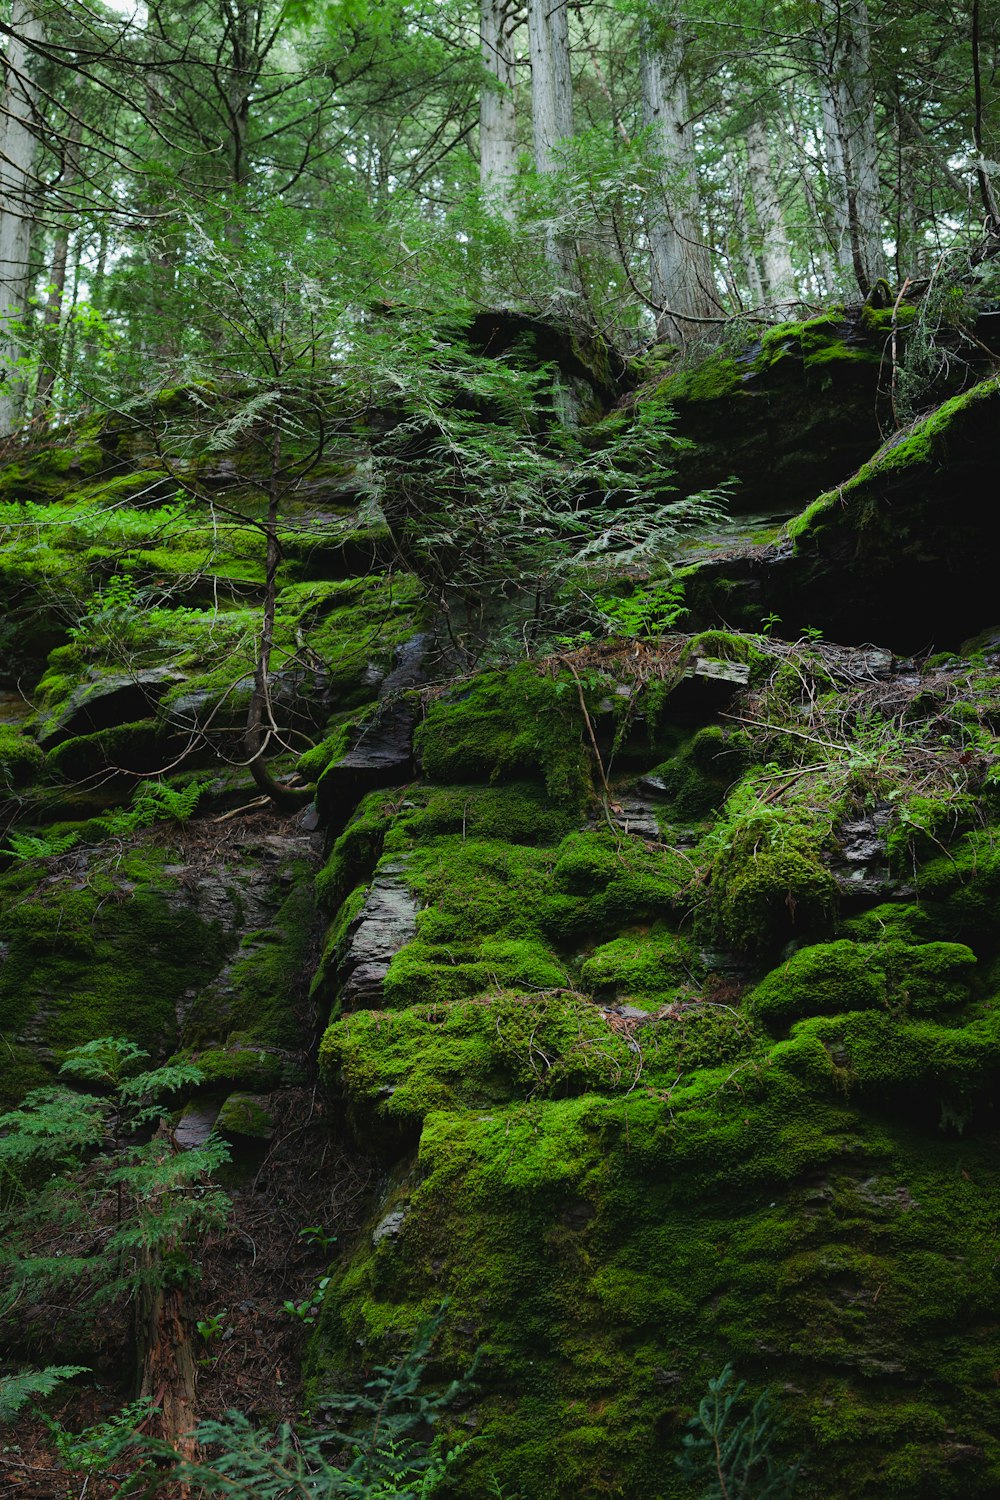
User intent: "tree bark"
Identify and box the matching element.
[33,118,82,417]
[817,0,887,295]
[746,117,796,307]
[527,0,572,172]
[480,0,519,217]
[640,13,720,346]
[527,0,577,284]
[0,0,42,437]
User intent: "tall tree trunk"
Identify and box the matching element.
[480,0,518,217]
[725,151,763,307]
[640,14,720,347]
[527,0,572,171]
[527,0,576,283]
[0,0,42,437]
[819,70,853,279]
[818,0,887,295]
[33,118,82,418]
[746,117,796,307]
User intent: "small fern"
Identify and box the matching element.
[6,830,80,862]
[0,1365,89,1423]
[94,778,208,838]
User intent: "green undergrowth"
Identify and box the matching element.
[0,852,230,1061]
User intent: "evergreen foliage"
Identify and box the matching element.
[676,1365,800,1500]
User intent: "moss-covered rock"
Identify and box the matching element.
[648,310,900,517]
[415,665,592,811]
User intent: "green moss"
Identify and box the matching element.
[0,1040,50,1105]
[0,859,230,1056]
[185,867,318,1050]
[787,377,1000,541]
[778,1003,1000,1109]
[579,925,694,1003]
[46,719,165,778]
[415,665,592,811]
[395,783,577,846]
[179,1041,295,1091]
[747,939,976,1033]
[396,830,688,953]
[841,903,938,944]
[383,936,568,1009]
[913,827,1000,940]
[655,355,743,404]
[315,790,401,914]
[216,1091,274,1140]
[310,1040,1000,1499]
[0,726,43,789]
[707,835,837,953]
[276,572,422,707]
[647,724,742,820]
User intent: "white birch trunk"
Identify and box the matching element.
[725,151,764,307]
[818,0,887,294]
[480,0,518,217]
[527,0,575,283]
[528,0,572,172]
[640,17,719,346]
[0,0,42,436]
[746,118,796,307]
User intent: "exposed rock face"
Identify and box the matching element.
[316,633,430,824]
[338,864,418,1010]
[35,666,183,747]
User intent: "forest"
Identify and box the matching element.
[1,0,1000,1496]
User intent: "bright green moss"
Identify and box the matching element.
[580,925,694,1003]
[842,903,937,944]
[0,726,43,789]
[383,936,568,1009]
[780,1004,1000,1108]
[747,939,976,1032]
[393,783,577,846]
[309,1041,1000,1499]
[646,724,742,820]
[656,355,743,404]
[276,572,422,707]
[398,830,687,953]
[321,993,623,1135]
[415,665,592,810]
[913,827,1000,939]
[314,790,401,914]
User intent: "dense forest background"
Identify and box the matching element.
[3,2,1000,1498]
[0,0,998,428]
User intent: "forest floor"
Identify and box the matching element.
[0,1091,377,1497]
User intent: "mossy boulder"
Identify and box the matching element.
[650,310,900,517]
[415,666,592,811]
